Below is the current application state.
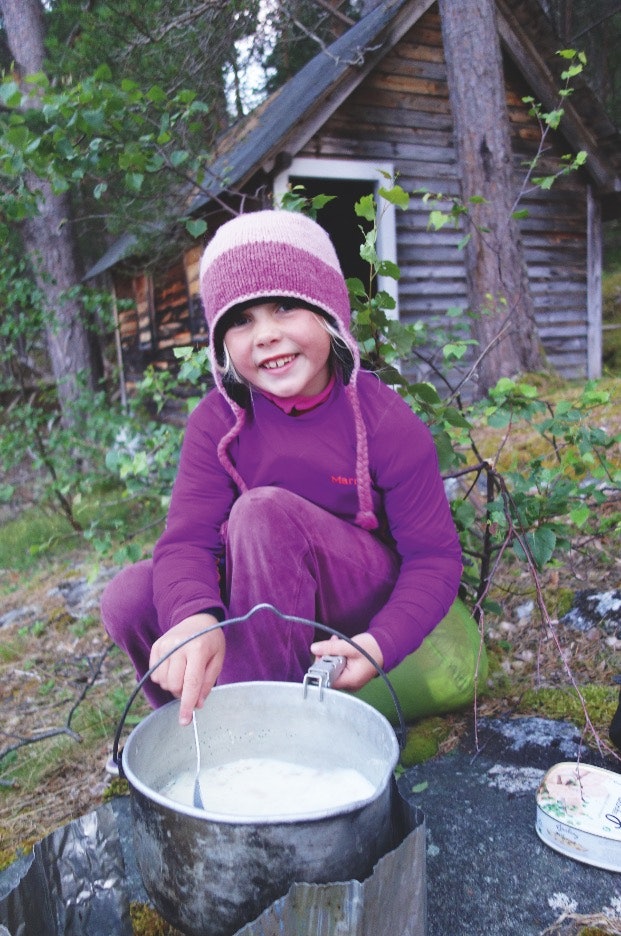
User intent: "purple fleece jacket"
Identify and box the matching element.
[152,371,462,672]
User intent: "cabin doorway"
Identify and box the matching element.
[288,176,373,289]
[273,157,398,318]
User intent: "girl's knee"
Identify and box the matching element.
[100,559,154,641]
[227,486,300,531]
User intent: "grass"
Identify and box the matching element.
[603,269,621,375]
[0,508,76,572]
[0,485,164,574]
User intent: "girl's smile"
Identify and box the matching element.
[223,301,332,398]
[261,353,296,370]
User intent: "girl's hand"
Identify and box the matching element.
[149,614,225,726]
[309,633,384,690]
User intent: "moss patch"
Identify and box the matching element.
[543,587,575,620]
[130,903,183,935]
[0,838,36,874]
[400,717,453,768]
[516,685,617,736]
[102,779,129,802]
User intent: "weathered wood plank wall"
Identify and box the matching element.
[115,245,205,389]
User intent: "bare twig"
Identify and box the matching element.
[66,645,114,729]
[0,644,116,764]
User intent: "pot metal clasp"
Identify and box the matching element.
[303,655,346,701]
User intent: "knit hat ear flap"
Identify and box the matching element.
[216,402,248,494]
[345,384,378,531]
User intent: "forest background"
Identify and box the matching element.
[0,0,621,888]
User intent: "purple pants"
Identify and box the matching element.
[101,487,400,707]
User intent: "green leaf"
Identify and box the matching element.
[561,64,583,80]
[310,194,335,211]
[346,277,367,299]
[452,499,476,530]
[533,175,555,190]
[147,85,168,104]
[81,109,107,132]
[443,342,469,361]
[186,218,207,238]
[93,64,113,81]
[124,172,144,193]
[0,81,22,108]
[120,78,140,93]
[428,210,450,231]
[170,150,189,167]
[433,429,455,472]
[376,259,400,280]
[5,125,30,149]
[0,483,15,503]
[378,185,409,209]
[409,382,441,404]
[515,382,539,399]
[354,194,376,222]
[494,377,516,394]
[544,109,564,130]
[518,527,557,569]
[443,406,471,429]
[569,505,590,527]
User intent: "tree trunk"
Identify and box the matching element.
[0,0,98,424]
[438,0,545,395]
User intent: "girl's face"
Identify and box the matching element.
[223,301,332,398]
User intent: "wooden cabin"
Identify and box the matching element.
[86,0,621,396]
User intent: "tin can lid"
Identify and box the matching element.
[535,761,621,871]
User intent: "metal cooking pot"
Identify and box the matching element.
[114,605,404,936]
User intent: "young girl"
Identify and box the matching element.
[101,209,463,728]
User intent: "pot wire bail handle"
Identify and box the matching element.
[112,602,407,774]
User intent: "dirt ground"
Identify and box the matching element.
[0,557,149,862]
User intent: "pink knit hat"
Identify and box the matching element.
[199,209,377,530]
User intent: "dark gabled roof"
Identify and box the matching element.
[84,0,420,280]
[188,0,424,212]
[84,0,438,280]
[85,0,621,280]
[84,231,138,281]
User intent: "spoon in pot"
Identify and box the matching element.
[191,710,204,810]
